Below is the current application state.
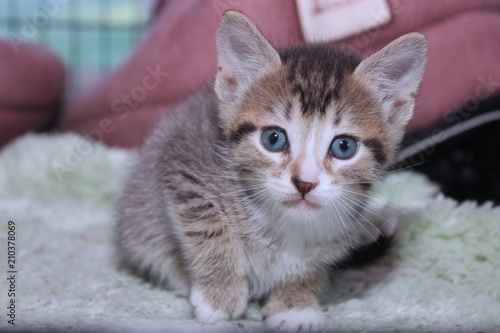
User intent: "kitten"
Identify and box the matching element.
[114,10,427,332]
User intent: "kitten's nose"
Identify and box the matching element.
[292,177,317,195]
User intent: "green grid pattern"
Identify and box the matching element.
[0,0,152,92]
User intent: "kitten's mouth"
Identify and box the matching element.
[283,198,321,210]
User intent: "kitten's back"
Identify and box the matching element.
[114,86,227,293]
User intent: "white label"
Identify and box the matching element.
[295,0,392,42]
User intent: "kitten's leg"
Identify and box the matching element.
[178,217,249,323]
[114,170,190,295]
[262,271,327,332]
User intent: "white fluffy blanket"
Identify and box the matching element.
[0,134,499,332]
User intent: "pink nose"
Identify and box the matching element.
[292,177,318,195]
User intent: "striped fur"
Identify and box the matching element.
[114,10,427,331]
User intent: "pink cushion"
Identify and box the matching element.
[0,40,65,148]
[61,0,500,147]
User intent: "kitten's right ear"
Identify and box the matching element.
[215,10,281,104]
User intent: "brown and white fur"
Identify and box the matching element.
[114,10,427,332]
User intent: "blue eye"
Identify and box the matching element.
[261,128,288,152]
[329,136,358,159]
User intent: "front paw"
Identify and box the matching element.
[265,308,325,332]
[358,204,399,246]
[190,285,248,324]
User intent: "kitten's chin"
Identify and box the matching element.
[282,198,321,211]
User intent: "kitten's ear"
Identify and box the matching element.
[354,33,427,128]
[215,10,281,103]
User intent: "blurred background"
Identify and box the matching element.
[0,0,153,94]
[0,0,498,204]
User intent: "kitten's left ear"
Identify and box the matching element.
[354,33,428,128]
[215,10,281,104]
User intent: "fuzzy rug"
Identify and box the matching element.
[0,134,499,333]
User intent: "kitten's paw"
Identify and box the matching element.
[378,205,399,238]
[359,204,399,246]
[265,308,325,332]
[190,288,247,324]
[190,289,230,323]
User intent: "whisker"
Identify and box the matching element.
[326,198,353,248]
[337,195,379,244]
[340,187,406,214]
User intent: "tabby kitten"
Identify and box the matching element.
[115,10,427,332]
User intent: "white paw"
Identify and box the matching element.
[383,205,400,237]
[190,289,229,324]
[359,204,399,246]
[265,308,325,332]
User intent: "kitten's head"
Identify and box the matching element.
[215,11,427,220]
